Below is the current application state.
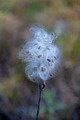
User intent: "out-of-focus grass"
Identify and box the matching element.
[0,0,21,13]
[26,1,44,22]
[0,74,20,93]
[40,89,64,119]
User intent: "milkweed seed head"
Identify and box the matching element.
[18,26,62,82]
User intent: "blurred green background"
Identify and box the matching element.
[0,0,80,120]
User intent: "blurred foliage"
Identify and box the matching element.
[0,0,18,12]
[26,1,44,21]
[0,0,80,120]
[40,89,64,119]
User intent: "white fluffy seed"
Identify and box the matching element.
[18,26,62,82]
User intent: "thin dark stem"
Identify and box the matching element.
[36,79,42,120]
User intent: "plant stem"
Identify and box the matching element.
[36,79,42,120]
